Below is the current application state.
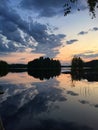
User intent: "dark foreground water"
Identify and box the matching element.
[0,70,98,130]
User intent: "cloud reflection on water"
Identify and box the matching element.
[0,72,98,130]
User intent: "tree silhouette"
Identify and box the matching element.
[64,0,98,18]
[27,57,61,80]
[28,57,61,69]
[0,60,8,77]
[71,56,84,70]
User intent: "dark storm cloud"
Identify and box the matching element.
[0,0,66,57]
[78,31,88,35]
[66,39,78,45]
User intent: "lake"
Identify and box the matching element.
[0,70,98,130]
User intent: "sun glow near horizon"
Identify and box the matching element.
[55,30,98,64]
[0,52,44,64]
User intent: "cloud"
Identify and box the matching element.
[0,34,20,52]
[0,79,67,118]
[92,27,98,31]
[66,39,78,45]
[78,31,88,35]
[76,51,98,59]
[94,104,98,108]
[0,80,92,130]
[28,21,66,45]
[33,33,65,57]
[20,0,87,18]
[79,100,89,105]
[88,27,98,32]
[0,32,37,53]
[0,0,66,58]
[77,26,98,36]
[0,7,66,55]
[20,0,65,17]
[66,91,79,96]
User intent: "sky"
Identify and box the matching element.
[0,0,98,65]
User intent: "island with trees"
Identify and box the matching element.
[70,56,98,81]
[28,57,61,70]
[1,56,98,81]
[0,57,61,80]
[27,57,61,80]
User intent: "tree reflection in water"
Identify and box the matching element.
[0,68,61,80]
[71,69,98,82]
[28,68,61,80]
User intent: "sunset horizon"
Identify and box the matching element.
[0,0,98,65]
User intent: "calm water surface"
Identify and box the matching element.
[0,71,98,130]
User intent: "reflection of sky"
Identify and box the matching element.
[0,72,43,84]
[0,0,98,64]
[0,73,98,129]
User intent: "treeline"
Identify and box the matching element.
[28,57,61,70]
[71,56,98,70]
[83,60,98,70]
[1,56,98,71]
[0,57,61,78]
[9,64,27,69]
[0,57,61,70]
